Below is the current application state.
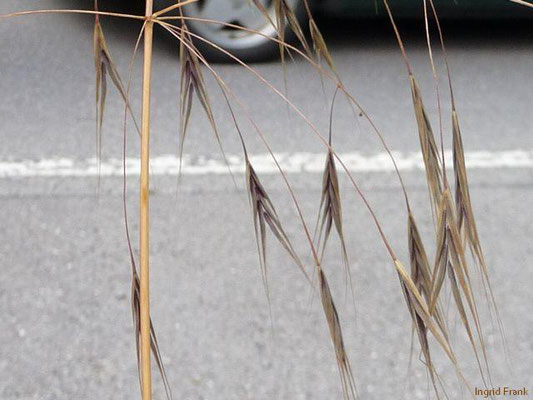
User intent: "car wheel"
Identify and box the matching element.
[180,0,303,62]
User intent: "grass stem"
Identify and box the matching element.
[140,0,154,399]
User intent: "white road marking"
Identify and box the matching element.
[1,150,533,178]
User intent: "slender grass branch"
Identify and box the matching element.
[0,9,145,21]
[152,0,200,18]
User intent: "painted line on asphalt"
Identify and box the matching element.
[1,150,533,177]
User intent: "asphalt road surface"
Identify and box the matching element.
[1,1,532,399]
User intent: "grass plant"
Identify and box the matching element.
[0,0,514,398]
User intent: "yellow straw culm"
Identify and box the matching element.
[140,1,154,398]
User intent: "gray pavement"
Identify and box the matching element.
[1,1,532,399]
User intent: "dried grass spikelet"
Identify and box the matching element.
[409,75,442,213]
[130,267,172,400]
[430,189,473,314]
[233,107,355,396]
[384,1,442,214]
[392,259,475,396]
[253,0,313,61]
[245,157,311,295]
[93,14,139,168]
[178,25,227,172]
[423,0,506,351]
[317,150,351,280]
[430,189,492,386]
[407,210,448,336]
[452,108,506,352]
[407,212,432,301]
[399,276,441,398]
[315,89,352,294]
[317,266,357,400]
[405,213,451,399]
[273,0,311,60]
[452,111,489,280]
[309,18,336,74]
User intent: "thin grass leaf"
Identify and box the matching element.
[409,75,442,215]
[317,267,357,400]
[131,268,172,400]
[246,158,311,296]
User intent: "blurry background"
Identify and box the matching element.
[1,1,532,399]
